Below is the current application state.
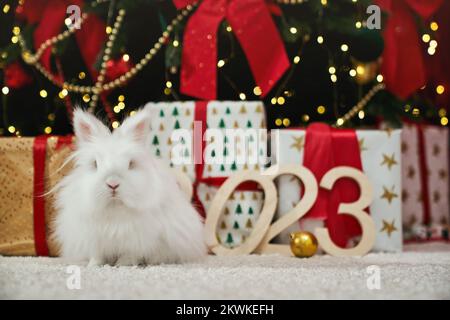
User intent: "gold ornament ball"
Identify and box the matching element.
[290,231,318,258]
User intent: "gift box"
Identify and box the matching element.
[273,124,403,252]
[145,101,268,248]
[401,123,449,242]
[0,136,73,256]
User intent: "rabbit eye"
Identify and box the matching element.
[128,160,136,170]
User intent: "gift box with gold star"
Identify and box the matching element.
[401,123,449,242]
[145,101,267,248]
[273,124,403,252]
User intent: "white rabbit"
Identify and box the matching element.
[53,108,207,266]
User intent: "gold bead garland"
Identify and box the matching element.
[17,2,198,97]
[334,83,385,127]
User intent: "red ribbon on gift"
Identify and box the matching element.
[174,0,290,100]
[376,0,444,99]
[303,123,368,248]
[191,101,260,218]
[33,136,73,256]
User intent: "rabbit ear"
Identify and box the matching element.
[73,109,110,143]
[116,108,151,144]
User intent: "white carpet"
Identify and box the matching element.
[1,243,450,300]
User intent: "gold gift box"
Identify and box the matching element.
[0,137,73,256]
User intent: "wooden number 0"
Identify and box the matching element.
[204,170,278,256]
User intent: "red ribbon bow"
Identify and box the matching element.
[377,0,443,99]
[303,123,368,248]
[174,0,290,100]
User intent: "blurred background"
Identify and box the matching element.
[0,0,449,135]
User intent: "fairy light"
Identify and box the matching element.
[422,34,431,43]
[271,97,277,105]
[430,22,439,31]
[412,108,420,116]
[114,105,121,113]
[328,66,336,74]
[78,72,86,79]
[277,97,285,105]
[349,69,356,77]
[2,86,9,95]
[428,47,436,55]
[82,94,90,102]
[8,126,15,133]
[122,54,130,62]
[340,44,349,52]
[429,40,438,48]
[317,36,324,44]
[290,27,298,34]
[404,104,411,112]
[438,108,447,117]
[275,118,282,126]
[3,4,10,14]
[355,21,362,29]
[105,26,112,34]
[283,118,291,127]
[118,95,125,102]
[441,117,449,126]
[436,85,445,95]
[112,121,119,129]
[253,86,262,96]
[376,74,384,83]
[302,114,310,122]
[358,110,365,119]
[321,0,327,5]
[226,25,232,32]
[173,40,179,47]
[129,110,136,116]
[12,26,20,35]
[336,118,344,126]
[44,126,52,134]
[330,74,337,83]
[118,102,125,109]
[239,93,246,101]
[166,81,173,88]
[293,56,300,64]
[11,36,18,44]
[39,89,48,98]
[48,113,55,121]
[217,59,225,68]
[164,88,171,95]
[317,105,326,114]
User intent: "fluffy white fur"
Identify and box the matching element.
[53,108,207,266]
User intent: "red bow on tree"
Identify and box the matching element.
[173,0,290,100]
[20,0,106,81]
[4,62,33,89]
[376,0,444,99]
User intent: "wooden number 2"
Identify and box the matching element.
[314,166,376,256]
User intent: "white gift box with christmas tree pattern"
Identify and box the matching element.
[145,101,267,248]
[401,123,449,241]
[273,128,403,252]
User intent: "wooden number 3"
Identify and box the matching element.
[204,165,376,257]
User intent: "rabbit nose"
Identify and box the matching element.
[107,183,119,190]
